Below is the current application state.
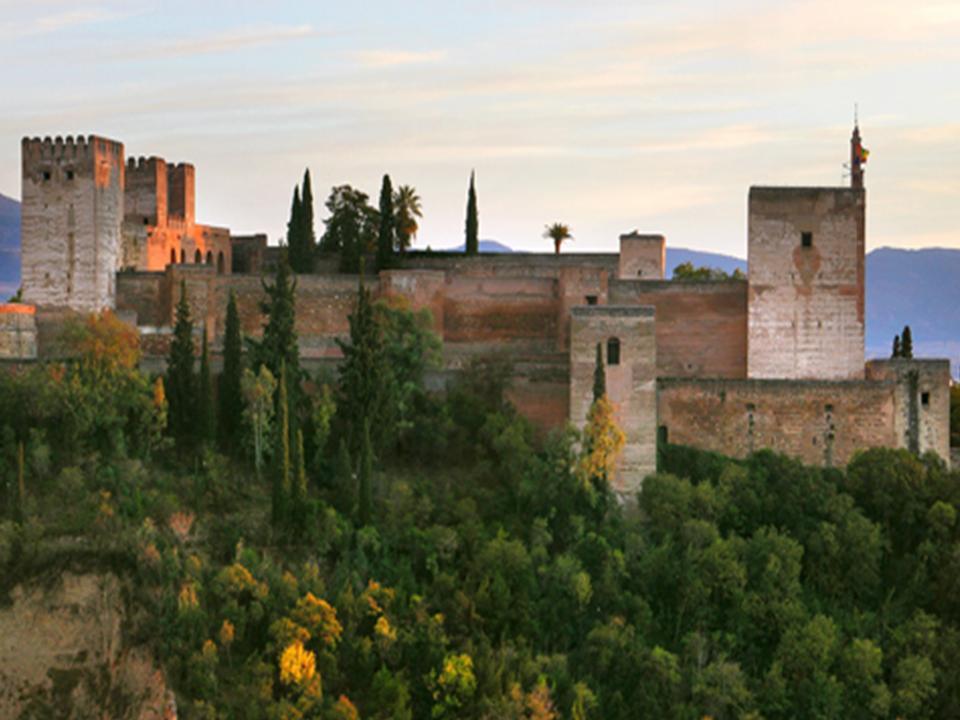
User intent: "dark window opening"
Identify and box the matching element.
[65,170,74,181]
[170,248,176,265]
[42,171,51,181]
[746,403,756,412]
[637,269,643,277]
[180,249,186,264]
[658,425,669,445]
[143,216,149,226]
[824,403,834,413]
[194,249,202,263]
[607,337,621,366]
[217,252,225,275]
[206,250,213,265]
[801,231,813,248]
[585,295,597,306]
[922,392,930,406]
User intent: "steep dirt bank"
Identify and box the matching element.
[0,571,175,719]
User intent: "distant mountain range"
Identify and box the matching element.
[0,194,19,299]
[0,197,955,369]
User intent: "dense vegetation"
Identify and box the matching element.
[3,264,960,718]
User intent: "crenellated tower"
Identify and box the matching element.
[20,135,125,311]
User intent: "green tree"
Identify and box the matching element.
[465,170,478,255]
[394,185,422,253]
[334,437,355,517]
[253,250,300,424]
[166,280,196,448]
[285,185,304,270]
[336,278,389,457]
[297,168,316,272]
[358,419,374,526]
[544,222,573,254]
[593,342,605,402]
[241,365,276,477]
[273,361,292,529]
[892,333,902,358]
[376,174,395,271]
[902,325,914,358]
[198,326,215,446]
[320,185,378,273]
[673,262,744,281]
[218,290,243,455]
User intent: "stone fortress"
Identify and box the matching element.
[2,126,951,497]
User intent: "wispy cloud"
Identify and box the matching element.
[97,23,320,61]
[0,4,129,39]
[354,49,447,68]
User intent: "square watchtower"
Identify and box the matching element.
[21,135,125,311]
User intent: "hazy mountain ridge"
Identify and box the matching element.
[0,193,20,299]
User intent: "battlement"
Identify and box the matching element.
[22,134,123,163]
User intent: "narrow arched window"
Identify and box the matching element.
[170,248,176,265]
[607,337,621,366]
[180,249,186,264]
[194,249,202,263]
[217,252,225,274]
[206,251,213,265]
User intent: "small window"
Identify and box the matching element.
[824,403,834,413]
[42,171,51,181]
[658,425,669,445]
[65,170,74,181]
[801,231,813,248]
[194,249,202,263]
[637,269,643,277]
[170,248,176,265]
[921,392,930,406]
[180,249,186,263]
[607,337,621,366]
[206,251,213,265]
[585,295,598,306]
[746,403,756,412]
[143,216,149,226]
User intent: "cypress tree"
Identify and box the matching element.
[273,361,291,529]
[256,250,300,421]
[166,280,196,447]
[376,174,395,271]
[198,325,215,446]
[218,290,243,454]
[14,441,24,524]
[593,342,606,402]
[336,275,391,457]
[465,170,479,255]
[358,419,374,526]
[300,168,315,269]
[901,325,914,359]
[892,334,901,359]
[335,438,355,517]
[293,428,308,530]
[286,185,304,271]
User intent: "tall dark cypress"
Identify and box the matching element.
[301,169,315,261]
[358,418,374,526]
[336,276,387,456]
[465,170,479,255]
[892,334,902,359]
[901,325,914,359]
[166,280,196,447]
[376,174,395,271]
[218,290,243,454]
[286,185,304,270]
[257,250,300,417]
[198,325,215,446]
[593,342,606,402]
[273,361,291,529]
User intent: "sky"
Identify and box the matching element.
[1,0,958,257]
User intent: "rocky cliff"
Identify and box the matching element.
[0,572,175,719]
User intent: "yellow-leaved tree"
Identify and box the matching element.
[578,394,626,487]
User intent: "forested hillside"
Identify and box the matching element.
[3,257,960,719]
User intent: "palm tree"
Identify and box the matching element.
[544,222,573,254]
[393,185,422,253]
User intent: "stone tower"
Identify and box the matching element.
[747,185,865,380]
[21,135,125,311]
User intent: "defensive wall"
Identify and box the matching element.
[12,127,954,491]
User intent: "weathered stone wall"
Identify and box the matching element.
[167,162,195,226]
[866,359,951,463]
[570,306,657,500]
[0,304,37,359]
[610,279,747,378]
[398,252,618,278]
[658,378,897,467]
[618,232,665,279]
[125,156,167,228]
[747,187,865,380]
[21,135,124,312]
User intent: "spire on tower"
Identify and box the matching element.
[850,113,868,189]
